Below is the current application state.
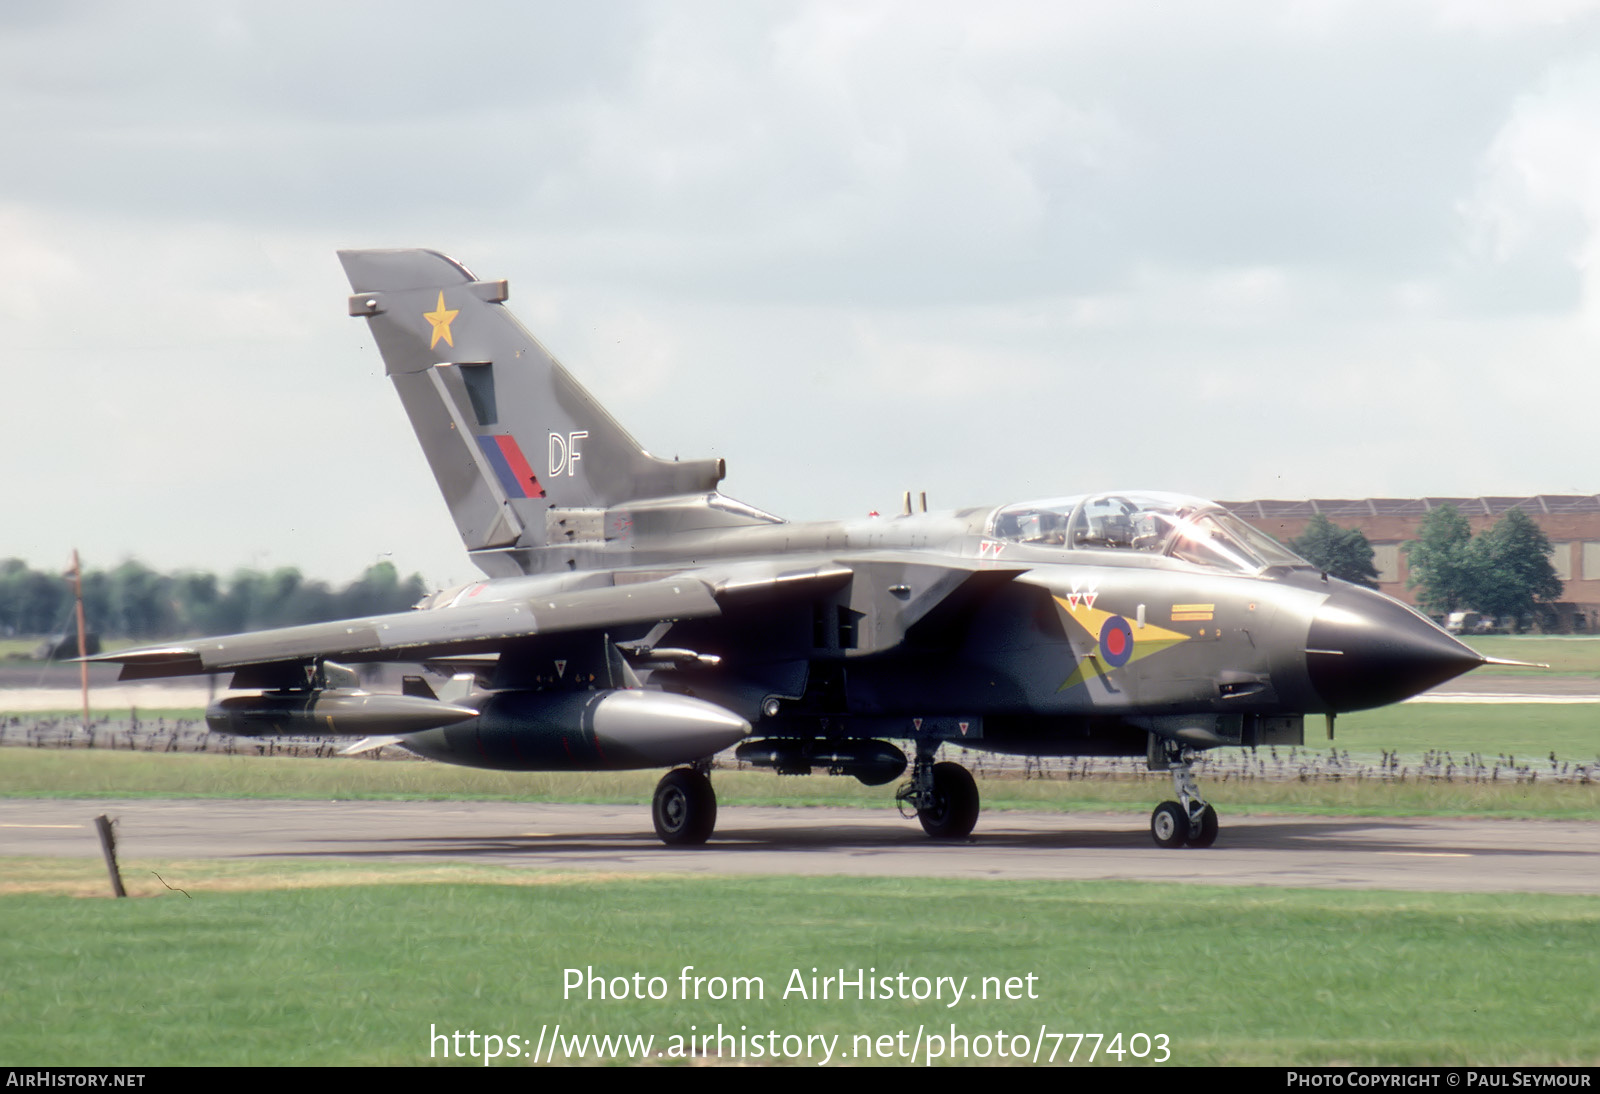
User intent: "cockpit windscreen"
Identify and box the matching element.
[989,492,1307,574]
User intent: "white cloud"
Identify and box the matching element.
[3,2,1600,583]
[1467,54,1600,328]
[1426,0,1600,33]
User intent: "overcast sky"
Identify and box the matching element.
[5,1,1600,588]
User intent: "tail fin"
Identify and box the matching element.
[339,249,730,574]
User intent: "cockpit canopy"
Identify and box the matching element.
[989,491,1308,574]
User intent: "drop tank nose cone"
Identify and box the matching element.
[1305,589,1484,712]
[590,689,751,765]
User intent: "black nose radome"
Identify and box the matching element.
[1305,589,1484,712]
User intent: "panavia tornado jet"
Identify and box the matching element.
[93,249,1499,848]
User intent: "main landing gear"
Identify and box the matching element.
[896,747,980,840]
[652,762,717,845]
[1150,743,1218,849]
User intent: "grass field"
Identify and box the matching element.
[1465,636,1600,676]
[3,669,1594,1067]
[3,647,1594,1068]
[5,693,1596,762]
[3,744,1596,819]
[4,700,1594,818]
[1332,701,1598,762]
[1,862,1594,1066]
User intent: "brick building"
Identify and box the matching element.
[1224,495,1600,632]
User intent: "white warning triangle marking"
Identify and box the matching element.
[958,721,970,736]
[555,660,567,678]
[913,718,923,731]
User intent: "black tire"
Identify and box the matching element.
[652,768,716,845]
[1186,804,1219,848]
[1150,801,1188,849]
[918,762,979,840]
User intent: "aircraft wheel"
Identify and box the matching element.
[1150,801,1188,849]
[653,768,716,846]
[1186,804,1219,848]
[918,762,979,840]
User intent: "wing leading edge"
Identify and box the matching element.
[88,577,722,681]
[87,557,1024,681]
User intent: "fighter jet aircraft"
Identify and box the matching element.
[92,249,1497,848]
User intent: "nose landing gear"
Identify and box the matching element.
[1150,743,1218,849]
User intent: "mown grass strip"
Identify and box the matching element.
[0,865,1594,1066]
[1,747,1596,818]
[1465,636,1600,677]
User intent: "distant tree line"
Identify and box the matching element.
[1403,505,1563,626]
[1283,506,1564,629]
[0,559,429,642]
[1288,514,1381,588]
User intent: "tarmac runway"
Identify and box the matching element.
[5,797,1596,895]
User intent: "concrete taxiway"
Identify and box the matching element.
[3,797,1595,895]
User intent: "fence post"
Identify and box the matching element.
[94,814,126,898]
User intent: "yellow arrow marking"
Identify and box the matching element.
[1055,596,1191,691]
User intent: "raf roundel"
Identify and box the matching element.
[1098,615,1135,668]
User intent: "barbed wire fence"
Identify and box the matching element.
[2,714,1590,784]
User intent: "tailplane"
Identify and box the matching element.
[340,249,754,575]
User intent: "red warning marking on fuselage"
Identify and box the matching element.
[958,721,970,736]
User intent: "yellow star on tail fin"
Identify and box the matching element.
[423,291,458,349]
